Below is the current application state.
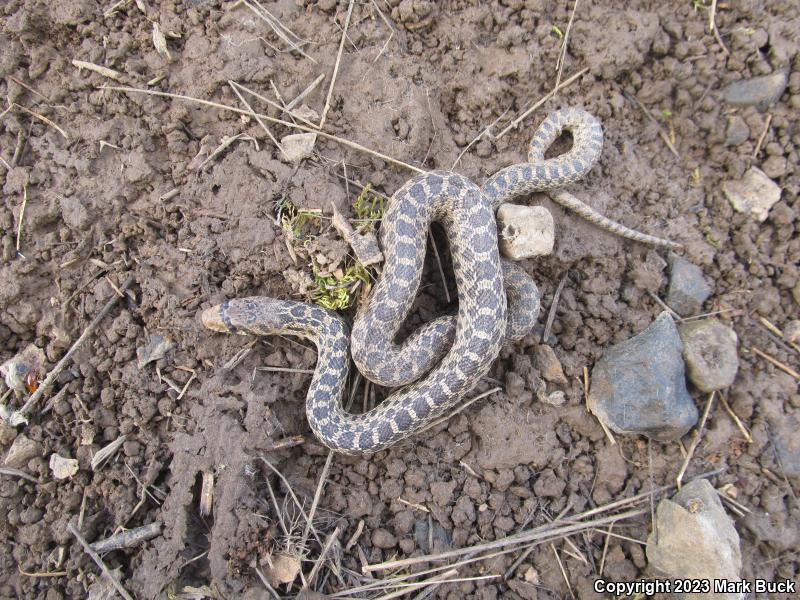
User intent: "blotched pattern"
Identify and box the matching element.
[203,109,616,454]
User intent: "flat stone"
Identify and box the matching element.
[724,115,749,146]
[680,319,739,392]
[667,255,712,317]
[647,479,741,599]
[588,312,698,441]
[280,133,317,163]
[723,70,788,111]
[722,167,782,222]
[496,204,554,260]
[3,434,41,468]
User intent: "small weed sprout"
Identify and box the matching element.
[352,184,385,232]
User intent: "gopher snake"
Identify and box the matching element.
[202,108,673,454]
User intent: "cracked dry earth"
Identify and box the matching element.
[1,0,799,598]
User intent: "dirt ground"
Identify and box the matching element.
[1,0,798,598]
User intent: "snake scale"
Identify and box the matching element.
[202,108,672,454]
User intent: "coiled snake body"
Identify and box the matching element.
[202,108,603,454]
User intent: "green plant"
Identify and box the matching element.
[311,263,370,310]
[352,184,385,231]
[277,199,322,239]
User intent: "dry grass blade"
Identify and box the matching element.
[259,457,323,545]
[428,231,451,304]
[0,467,38,483]
[241,0,316,63]
[91,435,127,471]
[676,391,716,489]
[750,346,799,381]
[286,73,326,111]
[305,524,341,589]
[624,91,681,159]
[73,59,122,81]
[554,0,580,90]
[232,80,318,128]
[451,107,510,169]
[228,81,283,153]
[12,103,68,139]
[416,387,502,435]
[320,0,355,129]
[752,114,772,159]
[550,543,574,599]
[68,523,134,600]
[719,392,752,443]
[542,271,568,343]
[300,450,334,550]
[495,67,589,140]
[102,85,425,174]
[364,508,645,574]
[15,184,27,254]
[8,275,134,423]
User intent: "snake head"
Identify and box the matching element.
[200,304,231,333]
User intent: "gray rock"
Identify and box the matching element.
[667,255,712,317]
[723,70,788,111]
[722,167,782,222]
[724,115,749,146]
[3,434,41,468]
[769,411,800,478]
[588,312,698,441]
[680,319,739,392]
[647,479,741,599]
[413,519,450,554]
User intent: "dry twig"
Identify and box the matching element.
[8,275,134,423]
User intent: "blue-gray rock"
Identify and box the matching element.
[414,519,451,554]
[770,411,800,478]
[723,70,788,111]
[724,115,749,146]
[588,312,698,441]
[667,255,712,316]
[680,319,739,392]
[647,479,741,598]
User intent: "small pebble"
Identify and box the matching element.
[680,319,739,392]
[533,345,567,385]
[723,70,788,111]
[666,254,712,317]
[722,167,782,222]
[724,115,749,146]
[280,133,317,163]
[3,435,41,468]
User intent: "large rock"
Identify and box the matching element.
[722,70,788,111]
[667,255,712,316]
[647,479,741,600]
[722,167,782,223]
[680,319,739,392]
[588,312,698,441]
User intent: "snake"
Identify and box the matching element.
[202,108,669,454]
